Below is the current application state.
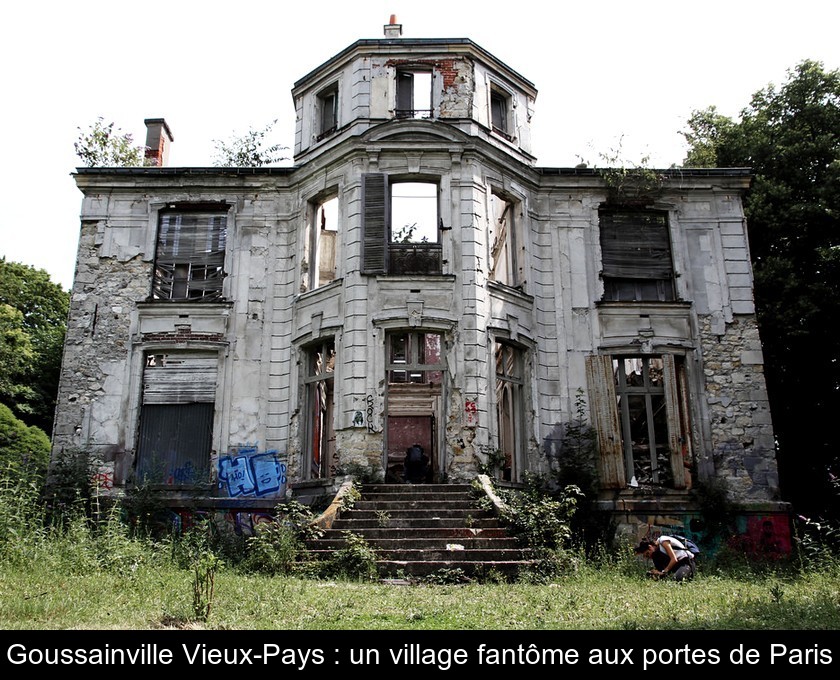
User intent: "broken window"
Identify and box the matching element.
[301,194,338,292]
[136,351,218,487]
[361,174,442,275]
[585,354,692,490]
[396,69,433,119]
[387,331,443,385]
[152,205,229,301]
[489,191,522,288]
[302,339,336,479]
[317,84,338,140]
[495,342,525,482]
[599,209,675,302]
[490,87,512,139]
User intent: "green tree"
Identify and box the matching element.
[0,259,70,434]
[212,119,288,167]
[0,402,50,482]
[75,117,146,167]
[681,60,840,516]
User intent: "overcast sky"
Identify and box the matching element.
[2,0,838,291]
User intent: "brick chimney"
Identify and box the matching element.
[383,14,402,38]
[144,118,174,166]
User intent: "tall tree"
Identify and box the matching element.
[75,117,146,167]
[681,60,840,516]
[212,119,288,167]
[0,259,70,435]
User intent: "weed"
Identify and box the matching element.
[192,550,220,623]
[321,531,378,581]
[375,510,391,528]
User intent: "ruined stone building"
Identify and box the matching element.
[52,19,789,549]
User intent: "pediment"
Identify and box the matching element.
[364,120,469,146]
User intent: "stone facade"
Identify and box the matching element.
[52,30,789,549]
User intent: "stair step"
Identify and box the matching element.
[306,481,525,579]
[307,537,522,550]
[318,527,510,540]
[330,517,501,529]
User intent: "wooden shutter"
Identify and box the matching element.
[663,354,690,489]
[397,72,413,115]
[585,354,626,489]
[362,173,388,274]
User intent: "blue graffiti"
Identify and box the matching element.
[218,448,287,498]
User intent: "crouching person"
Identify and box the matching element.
[635,536,696,582]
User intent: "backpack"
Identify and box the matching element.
[672,535,701,557]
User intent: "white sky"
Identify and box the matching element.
[2,0,839,292]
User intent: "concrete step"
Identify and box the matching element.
[337,508,488,520]
[317,527,510,540]
[330,517,502,529]
[307,480,532,579]
[308,537,522,550]
[351,499,478,510]
[361,484,473,495]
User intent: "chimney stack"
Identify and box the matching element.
[144,118,174,166]
[383,14,402,38]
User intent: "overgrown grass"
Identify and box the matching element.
[1,474,839,630]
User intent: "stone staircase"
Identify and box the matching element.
[306,482,535,580]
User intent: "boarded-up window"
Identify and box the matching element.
[152,205,229,301]
[136,352,217,487]
[599,209,675,301]
[586,353,691,490]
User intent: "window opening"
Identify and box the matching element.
[599,209,675,301]
[302,340,336,479]
[396,70,433,119]
[385,331,444,483]
[490,88,512,139]
[388,181,441,275]
[152,208,228,301]
[301,194,338,292]
[489,192,520,287]
[495,342,525,482]
[317,86,338,140]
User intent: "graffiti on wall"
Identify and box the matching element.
[218,445,287,499]
[641,513,792,559]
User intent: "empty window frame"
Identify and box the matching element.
[494,342,526,482]
[489,191,521,288]
[387,331,443,385]
[301,194,339,292]
[152,205,229,301]
[361,174,442,275]
[136,351,218,487]
[396,70,433,119]
[302,339,336,479]
[585,354,692,490]
[599,209,676,302]
[317,85,339,139]
[490,86,512,139]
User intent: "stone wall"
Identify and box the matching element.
[698,314,779,502]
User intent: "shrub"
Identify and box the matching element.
[320,531,378,581]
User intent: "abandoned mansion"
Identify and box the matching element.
[52,20,789,548]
